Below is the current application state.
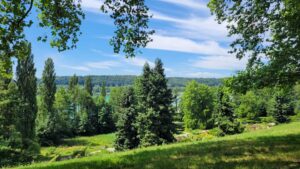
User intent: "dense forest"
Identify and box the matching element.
[49,76,222,87]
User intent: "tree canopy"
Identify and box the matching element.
[208,0,300,89]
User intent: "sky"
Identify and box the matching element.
[23,0,248,78]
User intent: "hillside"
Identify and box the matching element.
[47,75,222,87]
[13,122,300,169]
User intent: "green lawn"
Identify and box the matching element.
[40,133,115,160]
[12,122,300,169]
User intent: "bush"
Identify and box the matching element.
[260,116,276,123]
[218,120,244,136]
[0,146,34,167]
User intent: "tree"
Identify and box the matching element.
[36,58,61,145]
[76,89,96,135]
[84,76,93,96]
[101,81,106,98]
[101,0,154,58]
[215,87,243,135]
[115,87,139,150]
[136,59,175,147]
[98,102,115,134]
[181,81,214,130]
[16,43,38,149]
[69,74,79,91]
[235,91,261,121]
[0,80,21,147]
[294,84,300,114]
[272,89,294,123]
[0,1,84,78]
[0,80,27,167]
[208,0,300,89]
[110,87,126,123]
[54,88,73,137]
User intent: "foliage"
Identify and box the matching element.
[76,90,96,135]
[181,81,214,130]
[294,84,300,114]
[136,59,175,147]
[109,86,127,123]
[36,58,61,145]
[208,0,300,88]
[0,81,24,167]
[101,0,154,58]
[271,89,294,123]
[98,101,115,134]
[235,91,267,121]
[115,87,139,150]
[0,0,84,78]
[54,88,73,137]
[100,81,106,98]
[35,0,85,51]
[16,43,38,150]
[84,76,93,96]
[68,74,79,91]
[215,87,244,135]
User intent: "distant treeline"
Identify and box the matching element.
[38,75,223,87]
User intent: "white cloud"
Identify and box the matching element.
[151,11,228,41]
[81,0,103,13]
[147,34,228,55]
[91,49,155,68]
[91,49,120,58]
[192,55,248,70]
[159,0,208,11]
[124,57,154,67]
[86,61,120,69]
[61,65,91,71]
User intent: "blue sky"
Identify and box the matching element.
[23,0,247,78]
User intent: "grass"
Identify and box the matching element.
[40,133,115,160]
[11,122,300,169]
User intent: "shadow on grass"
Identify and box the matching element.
[59,139,93,147]
[24,134,300,169]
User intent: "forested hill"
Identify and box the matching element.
[48,75,222,87]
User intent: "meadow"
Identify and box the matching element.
[11,122,300,169]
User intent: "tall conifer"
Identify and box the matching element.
[16,43,38,148]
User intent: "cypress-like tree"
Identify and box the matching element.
[115,87,139,150]
[136,59,175,147]
[101,81,106,98]
[68,74,79,134]
[84,76,93,96]
[69,74,79,91]
[36,58,60,145]
[16,43,38,149]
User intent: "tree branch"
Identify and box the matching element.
[16,0,34,27]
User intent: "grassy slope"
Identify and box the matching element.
[40,133,115,159]
[14,122,300,169]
